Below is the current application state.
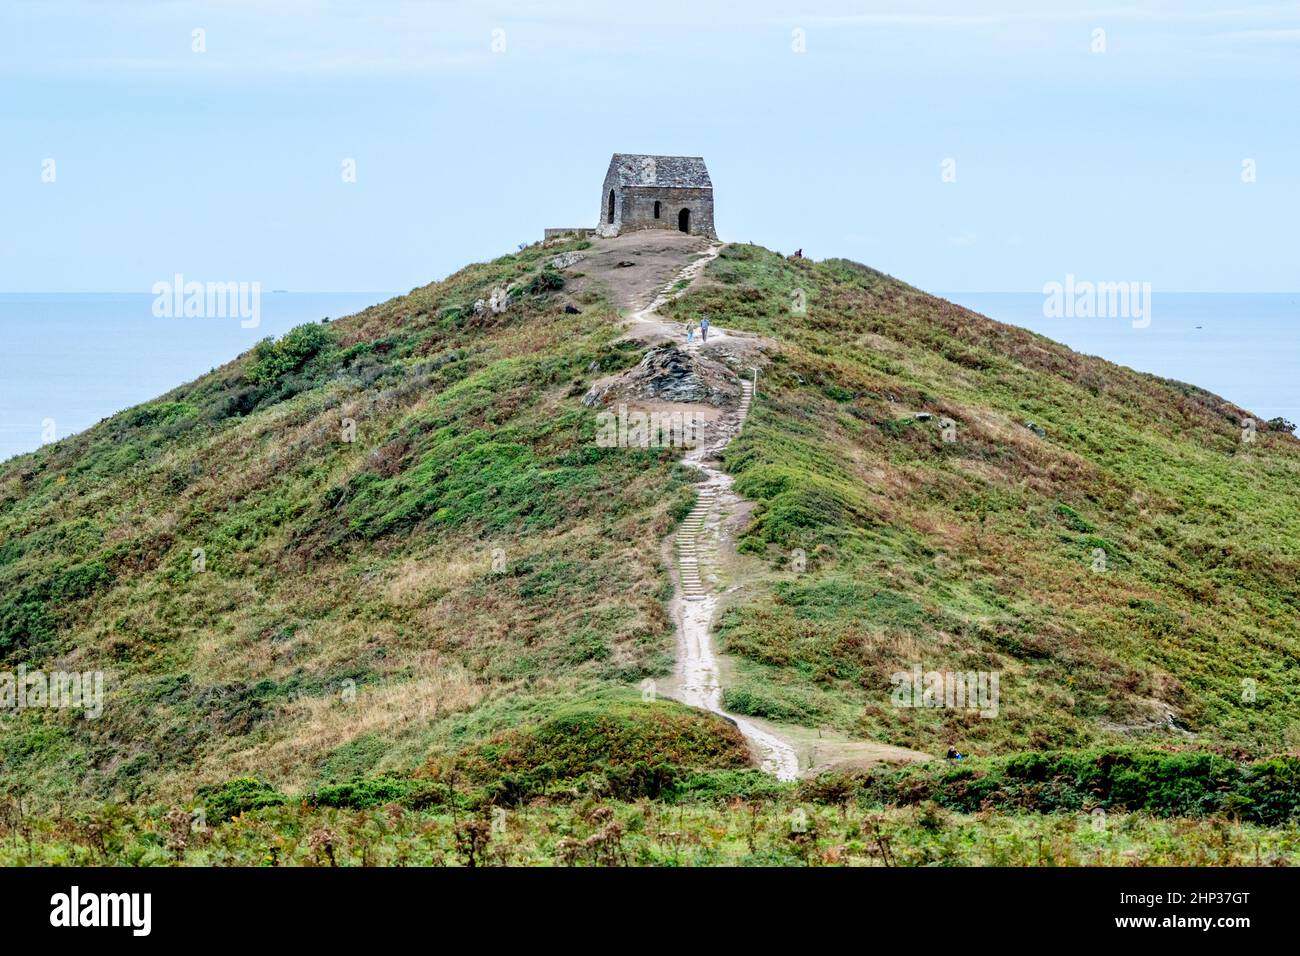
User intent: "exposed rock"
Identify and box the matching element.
[564,304,581,314]
[1025,421,1047,438]
[581,344,738,408]
[474,285,514,316]
[581,381,615,408]
[616,260,637,268]
[1097,699,1192,737]
[488,286,511,314]
[550,251,584,271]
[629,345,718,403]
[913,412,933,421]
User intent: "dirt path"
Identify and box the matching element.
[590,235,926,779]
[602,239,798,780]
[672,378,799,780]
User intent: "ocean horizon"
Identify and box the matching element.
[0,292,391,463]
[945,292,1300,435]
[1,290,1296,463]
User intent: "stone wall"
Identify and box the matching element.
[617,186,716,238]
[596,169,716,239]
[543,228,595,240]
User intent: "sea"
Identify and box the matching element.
[945,292,1300,429]
[0,293,389,463]
[0,292,1296,463]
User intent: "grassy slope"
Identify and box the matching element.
[0,240,710,804]
[661,245,1300,757]
[2,238,1298,816]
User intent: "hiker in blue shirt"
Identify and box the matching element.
[700,316,710,343]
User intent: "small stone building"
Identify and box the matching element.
[596,154,716,239]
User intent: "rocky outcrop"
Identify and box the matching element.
[549,251,584,271]
[582,344,739,408]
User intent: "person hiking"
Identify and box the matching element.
[685,318,696,344]
[700,316,710,343]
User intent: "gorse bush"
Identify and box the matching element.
[197,777,289,821]
[312,775,420,809]
[248,322,334,383]
[520,269,565,296]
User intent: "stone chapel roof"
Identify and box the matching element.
[607,154,712,189]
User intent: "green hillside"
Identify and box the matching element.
[3,238,1299,863]
[662,246,1300,757]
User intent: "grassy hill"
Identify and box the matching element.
[662,245,1300,758]
[3,237,1300,863]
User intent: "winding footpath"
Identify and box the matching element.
[627,244,800,781]
[673,379,800,781]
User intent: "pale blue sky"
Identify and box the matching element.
[3,0,1298,293]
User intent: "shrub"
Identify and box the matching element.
[665,769,791,803]
[1053,503,1095,533]
[1233,756,1300,825]
[197,778,289,821]
[859,748,1300,823]
[248,323,333,383]
[521,270,565,296]
[723,687,821,724]
[312,775,416,809]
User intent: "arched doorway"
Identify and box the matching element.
[607,190,616,224]
[653,200,661,219]
[677,208,690,233]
